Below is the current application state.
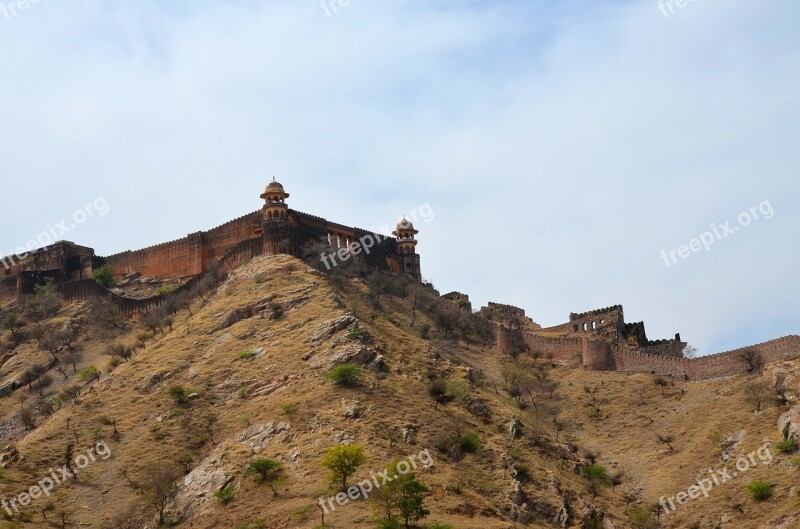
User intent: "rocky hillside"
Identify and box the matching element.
[1,255,799,529]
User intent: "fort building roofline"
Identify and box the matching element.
[1,180,424,297]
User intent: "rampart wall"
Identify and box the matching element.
[613,335,800,380]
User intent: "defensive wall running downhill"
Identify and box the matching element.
[103,211,263,281]
[491,300,800,381]
[58,236,267,319]
[613,335,800,380]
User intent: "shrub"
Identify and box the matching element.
[169,385,190,404]
[214,485,235,504]
[79,365,100,382]
[107,343,135,362]
[18,407,36,430]
[446,380,469,401]
[347,325,368,341]
[746,481,773,501]
[91,265,116,288]
[239,349,259,361]
[282,402,298,418]
[157,284,176,296]
[776,439,799,453]
[374,518,402,529]
[581,464,609,483]
[418,325,431,340]
[428,380,453,408]
[460,433,481,453]
[444,481,463,494]
[326,364,364,386]
[235,520,267,529]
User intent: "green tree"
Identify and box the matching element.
[377,461,430,529]
[321,444,367,491]
[91,265,116,288]
[23,279,62,321]
[1,312,25,340]
[244,458,285,495]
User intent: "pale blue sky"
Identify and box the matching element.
[1,0,798,355]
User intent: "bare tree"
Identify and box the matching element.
[746,380,772,412]
[142,313,163,336]
[64,349,83,373]
[656,433,675,451]
[143,464,180,526]
[654,377,670,395]
[682,344,698,359]
[18,406,36,430]
[740,349,764,373]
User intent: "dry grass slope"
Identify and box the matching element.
[0,254,798,529]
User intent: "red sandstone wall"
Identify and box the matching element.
[583,338,613,370]
[523,333,584,363]
[105,234,202,280]
[204,211,261,260]
[0,276,16,302]
[104,211,261,281]
[614,336,800,380]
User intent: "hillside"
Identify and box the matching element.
[1,255,799,529]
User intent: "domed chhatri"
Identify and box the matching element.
[393,217,419,236]
[260,177,290,201]
[261,178,290,221]
[392,216,421,281]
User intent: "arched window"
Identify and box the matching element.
[267,211,273,219]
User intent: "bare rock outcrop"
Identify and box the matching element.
[779,405,800,441]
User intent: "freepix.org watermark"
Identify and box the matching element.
[321,0,352,17]
[659,443,772,515]
[1,441,111,516]
[319,203,434,271]
[657,0,700,19]
[318,448,434,515]
[0,0,51,21]
[1,196,109,271]
[660,199,774,268]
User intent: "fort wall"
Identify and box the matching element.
[613,335,800,380]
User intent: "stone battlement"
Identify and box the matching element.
[1,181,424,302]
[569,305,623,321]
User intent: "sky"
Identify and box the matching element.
[1,0,798,355]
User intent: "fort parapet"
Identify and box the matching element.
[1,180,423,302]
[489,301,796,381]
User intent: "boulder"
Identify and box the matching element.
[236,422,290,453]
[779,405,800,441]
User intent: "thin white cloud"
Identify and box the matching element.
[0,0,797,354]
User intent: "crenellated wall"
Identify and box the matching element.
[104,233,205,280]
[203,211,261,261]
[613,336,800,380]
[478,302,538,329]
[491,301,798,381]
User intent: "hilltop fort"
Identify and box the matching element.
[1,180,422,303]
[1,181,797,382]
